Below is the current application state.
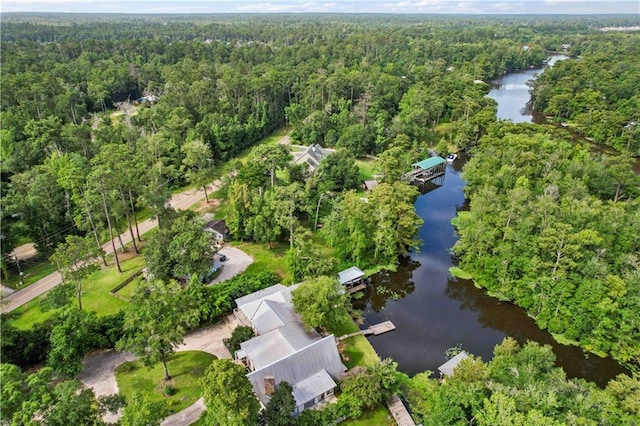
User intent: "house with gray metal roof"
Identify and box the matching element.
[292,144,332,172]
[234,283,346,414]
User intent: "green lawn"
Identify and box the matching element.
[328,309,360,337]
[342,335,381,369]
[115,351,216,415]
[356,158,376,182]
[9,255,144,330]
[113,274,145,301]
[258,126,291,145]
[80,255,143,315]
[9,298,56,330]
[355,158,376,197]
[3,259,57,290]
[327,309,381,369]
[343,406,395,426]
[231,241,291,283]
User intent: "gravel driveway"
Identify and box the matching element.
[209,246,253,285]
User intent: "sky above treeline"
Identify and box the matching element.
[2,0,640,15]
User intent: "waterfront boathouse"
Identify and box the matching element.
[338,266,367,293]
[403,157,446,184]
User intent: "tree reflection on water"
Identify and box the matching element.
[352,257,420,313]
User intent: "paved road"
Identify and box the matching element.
[2,181,219,313]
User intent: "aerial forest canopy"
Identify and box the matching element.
[453,122,640,370]
[0,14,638,368]
[531,33,640,155]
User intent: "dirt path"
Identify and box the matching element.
[12,242,37,261]
[2,181,220,313]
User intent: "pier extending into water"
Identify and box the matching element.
[337,321,396,340]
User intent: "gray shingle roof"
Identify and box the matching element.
[203,219,229,235]
[293,144,331,171]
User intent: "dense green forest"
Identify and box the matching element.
[3,13,637,266]
[453,122,640,369]
[531,33,640,155]
[0,12,557,267]
[1,13,640,424]
[402,338,640,425]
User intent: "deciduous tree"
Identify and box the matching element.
[200,359,260,426]
[118,279,199,381]
[263,381,296,426]
[50,234,104,310]
[292,276,347,330]
[181,139,215,203]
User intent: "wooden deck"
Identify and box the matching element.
[338,321,396,340]
[369,320,396,335]
[346,283,367,294]
[387,395,416,426]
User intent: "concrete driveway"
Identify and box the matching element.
[79,314,239,425]
[209,246,253,285]
[77,350,136,424]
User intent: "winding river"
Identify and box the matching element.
[356,55,628,387]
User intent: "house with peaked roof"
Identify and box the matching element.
[203,219,229,245]
[234,284,346,414]
[292,144,332,173]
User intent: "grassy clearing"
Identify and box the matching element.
[9,255,143,330]
[343,406,395,426]
[115,351,216,415]
[328,309,380,369]
[355,157,376,197]
[231,241,291,283]
[258,126,291,145]
[355,158,376,182]
[81,255,143,315]
[328,309,360,337]
[9,299,56,330]
[3,259,57,290]
[341,335,381,369]
[114,274,145,301]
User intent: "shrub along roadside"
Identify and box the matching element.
[1,271,277,371]
[189,271,279,326]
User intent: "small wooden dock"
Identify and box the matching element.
[346,283,367,294]
[367,320,396,335]
[387,395,416,426]
[338,321,396,340]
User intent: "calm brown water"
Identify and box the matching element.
[355,57,630,387]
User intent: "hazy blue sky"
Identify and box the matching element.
[2,0,640,15]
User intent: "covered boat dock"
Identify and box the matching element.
[402,156,446,184]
